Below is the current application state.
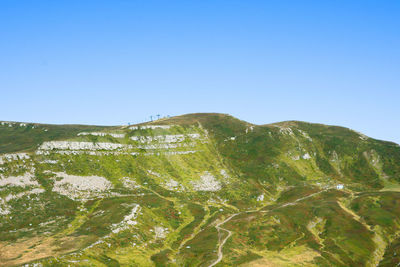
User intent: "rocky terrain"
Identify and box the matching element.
[0,113,400,266]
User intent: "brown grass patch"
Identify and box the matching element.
[241,245,319,267]
[0,235,91,266]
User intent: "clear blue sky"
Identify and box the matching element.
[1,1,399,144]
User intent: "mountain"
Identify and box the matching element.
[0,113,400,267]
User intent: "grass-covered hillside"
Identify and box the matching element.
[0,113,400,266]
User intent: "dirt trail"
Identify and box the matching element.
[207,188,329,267]
[208,213,239,267]
[265,189,328,212]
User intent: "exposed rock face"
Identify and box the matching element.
[192,172,221,191]
[0,171,39,187]
[38,133,201,152]
[298,129,313,141]
[4,188,45,202]
[129,125,171,130]
[41,159,58,164]
[220,169,230,179]
[0,153,30,164]
[0,171,44,216]
[2,114,400,267]
[78,132,125,138]
[0,206,10,215]
[137,143,196,149]
[111,204,140,234]
[164,179,185,191]
[154,226,169,239]
[39,141,130,150]
[163,150,197,155]
[0,188,46,215]
[131,134,200,143]
[122,177,141,189]
[52,172,113,200]
[278,126,295,136]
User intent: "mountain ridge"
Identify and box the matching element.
[0,113,400,266]
[2,113,398,146]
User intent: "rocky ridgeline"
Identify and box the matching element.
[36,126,204,154]
[3,115,399,266]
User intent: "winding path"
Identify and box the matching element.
[208,213,239,267]
[207,188,329,267]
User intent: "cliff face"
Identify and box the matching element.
[0,113,400,266]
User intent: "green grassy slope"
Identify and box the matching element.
[0,121,111,154]
[0,113,400,266]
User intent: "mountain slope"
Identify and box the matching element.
[0,113,399,266]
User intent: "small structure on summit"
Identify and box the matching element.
[336,184,344,190]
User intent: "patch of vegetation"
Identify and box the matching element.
[1,114,400,266]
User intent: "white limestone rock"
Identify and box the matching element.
[130,134,201,143]
[154,226,169,239]
[220,169,230,179]
[192,172,221,192]
[3,188,45,202]
[298,129,313,141]
[164,179,185,191]
[111,204,140,234]
[0,206,10,215]
[277,126,295,136]
[246,126,255,134]
[130,125,171,130]
[0,153,30,164]
[163,150,197,155]
[122,177,141,189]
[0,172,39,187]
[78,132,125,138]
[39,141,130,151]
[52,172,113,200]
[41,159,58,164]
[336,184,344,190]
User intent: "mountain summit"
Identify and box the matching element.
[1,113,400,266]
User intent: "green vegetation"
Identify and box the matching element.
[0,113,400,266]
